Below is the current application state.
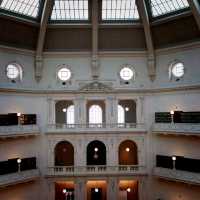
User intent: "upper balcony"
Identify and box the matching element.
[153,167,200,185]
[0,125,40,138]
[0,169,40,187]
[152,111,200,136]
[0,113,40,138]
[152,123,200,136]
[46,165,147,177]
[46,123,146,134]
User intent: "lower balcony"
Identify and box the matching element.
[0,125,40,138]
[46,123,146,134]
[0,169,40,187]
[153,167,200,185]
[152,123,200,136]
[46,165,147,177]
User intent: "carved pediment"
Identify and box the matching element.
[79,81,113,92]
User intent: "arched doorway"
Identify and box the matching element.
[54,141,74,166]
[118,140,138,165]
[87,140,106,165]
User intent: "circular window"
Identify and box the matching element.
[6,63,20,79]
[171,62,184,78]
[120,67,134,81]
[57,67,71,81]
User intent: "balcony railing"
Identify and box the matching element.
[46,165,147,177]
[152,123,200,136]
[46,123,146,133]
[0,169,40,187]
[0,125,40,138]
[153,167,200,185]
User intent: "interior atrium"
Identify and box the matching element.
[0,0,200,200]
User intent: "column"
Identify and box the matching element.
[47,181,55,200]
[136,96,144,125]
[107,177,118,200]
[47,97,55,124]
[106,96,118,125]
[75,178,86,200]
[107,138,118,166]
[138,177,147,200]
[74,96,86,124]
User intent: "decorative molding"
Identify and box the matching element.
[79,81,113,92]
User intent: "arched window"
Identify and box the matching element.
[118,105,125,124]
[66,105,75,124]
[89,105,103,124]
[6,63,23,80]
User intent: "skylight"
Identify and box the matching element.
[102,0,139,21]
[51,0,89,21]
[0,0,40,18]
[150,0,189,17]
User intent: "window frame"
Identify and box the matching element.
[57,64,72,82]
[5,62,23,81]
[50,0,91,23]
[100,0,140,23]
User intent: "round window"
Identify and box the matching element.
[171,62,184,78]
[57,67,71,81]
[6,64,20,79]
[120,67,134,81]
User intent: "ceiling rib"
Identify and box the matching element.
[35,0,54,82]
[136,0,156,81]
[187,0,200,31]
[91,0,100,80]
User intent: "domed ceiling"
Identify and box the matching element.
[0,0,199,52]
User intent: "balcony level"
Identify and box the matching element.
[46,165,147,177]
[0,169,40,187]
[0,113,40,138]
[153,167,200,185]
[0,125,40,138]
[46,123,146,134]
[152,111,200,136]
[152,123,200,136]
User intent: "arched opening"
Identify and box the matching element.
[55,100,75,124]
[87,100,105,126]
[54,141,74,166]
[118,100,136,124]
[87,140,106,165]
[118,140,138,165]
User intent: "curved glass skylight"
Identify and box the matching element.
[150,0,189,17]
[51,0,89,21]
[0,0,40,18]
[102,0,139,21]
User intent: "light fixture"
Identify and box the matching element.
[170,110,174,115]
[63,189,67,194]
[125,107,129,112]
[94,147,98,152]
[95,188,99,193]
[17,112,21,117]
[127,188,131,192]
[125,147,130,152]
[17,158,21,164]
[172,156,176,161]
[62,108,67,112]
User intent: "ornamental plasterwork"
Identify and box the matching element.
[79,81,113,92]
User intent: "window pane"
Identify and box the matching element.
[51,0,89,21]
[89,105,103,124]
[67,105,75,124]
[102,0,139,21]
[150,0,189,17]
[118,105,125,124]
[0,0,40,18]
